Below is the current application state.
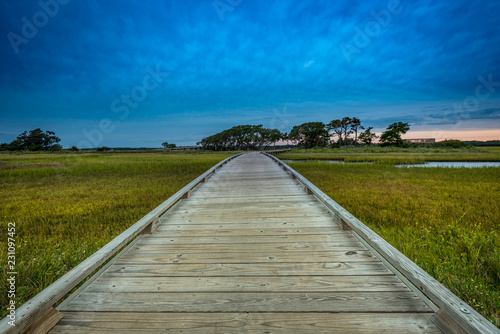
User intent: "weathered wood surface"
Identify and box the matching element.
[62,291,431,313]
[50,312,441,334]
[25,308,63,334]
[47,152,445,333]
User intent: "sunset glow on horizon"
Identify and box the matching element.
[403,130,500,142]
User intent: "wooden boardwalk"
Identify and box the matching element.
[47,152,443,333]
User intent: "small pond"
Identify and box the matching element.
[396,162,500,168]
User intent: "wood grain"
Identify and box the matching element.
[114,250,378,264]
[83,276,409,293]
[103,262,393,277]
[44,152,449,333]
[63,291,431,313]
[130,241,367,253]
[51,312,441,334]
[140,233,356,244]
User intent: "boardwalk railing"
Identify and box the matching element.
[0,153,243,334]
[262,148,292,154]
[262,152,499,334]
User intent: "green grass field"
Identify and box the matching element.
[279,147,500,326]
[278,146,500,164]
[1,148,499,326]
[0,151,233,318]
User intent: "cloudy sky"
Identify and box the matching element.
[1,0,499,147]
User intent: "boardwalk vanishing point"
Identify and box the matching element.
[2,152,499,333]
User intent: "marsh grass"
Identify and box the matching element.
[0,152,233,317]
[284,151,500,326]
[279,146,500,164]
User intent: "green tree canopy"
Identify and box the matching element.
[358,127,378,146]
[379,122,410,146]
[1,128,61,151]
[162,142,177,149]
[288,122,329,149]
[327,117,357,146]
[350,117,363,146]
[198,125,282,151]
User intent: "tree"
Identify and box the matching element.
[327,119,343,146]
[358,127,378,146]
[198,125,280,151]
[4,128,61,151]
[350,117,363,146]
[339,117,353,146]
[288,122,329,149]
[379,122,410,146]
[269,129,282,147]
[162,142,177,149]
[327,117,354,146]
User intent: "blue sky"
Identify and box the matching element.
[1,0,499,147]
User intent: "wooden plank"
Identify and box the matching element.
[140,233,357,244]
[114,250,379,264]
[181,193,313,204]
[160,210,332,220]
[187,192,308,200]
[156,222,338,231]
[103,262,394,277]
[159,216,338,226]
[50,312,441,333]
[62,291,432,313]
[191,189,306,196]
[171,200,327,211]
[131,241,367,253]
[152,227,343,236]
[82,276,409,293]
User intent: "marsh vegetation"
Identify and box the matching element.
[279,147,500,326]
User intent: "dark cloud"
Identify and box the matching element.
[0,0,499,146]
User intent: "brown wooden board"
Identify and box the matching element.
[103,262,393,277]
[114,250,378,264]
[51,312,441,334]
[62,291,431,313]
[82,275,410,293]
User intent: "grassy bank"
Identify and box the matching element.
[0,151,233,317]
[279,146,500,164]
[279,148,499,326]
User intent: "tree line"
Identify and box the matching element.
[0,128,62,151]
[1,119,412,152]
[197,125,282,151]
[199,118,411,150]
